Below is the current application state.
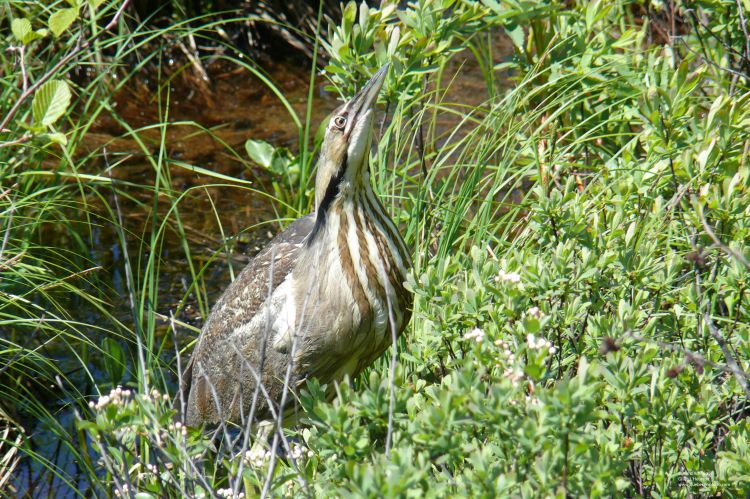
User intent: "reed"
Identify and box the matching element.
[2,0,749,496]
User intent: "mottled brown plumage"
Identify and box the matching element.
[183,65,412,428]
[182,215,314,424]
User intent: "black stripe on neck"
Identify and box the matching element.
[308,151,348,243]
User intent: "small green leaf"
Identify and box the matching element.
[245,139,275,168]
[387,26,400,56]
[32,80,72,127]
[697,138,717,170]
[706,94,725,130]
[11,18,31,44]
[506,25,524,50]
[49,7,79,37]
[102,338,126,384]
[88,0,107,9]
[624,221,637,246]
[11,20,45,44]
[45,132,68,146]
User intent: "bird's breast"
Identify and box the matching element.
[290,197,411,368]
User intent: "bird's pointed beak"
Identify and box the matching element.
[343,64,389,138]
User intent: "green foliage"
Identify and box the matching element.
[32,79,71,128]
[48,6,79,37]
[245,139,306,206]
[2,0,750,496]
[79,387,217,498]
[11,18,48,44]
[324,0,487,103]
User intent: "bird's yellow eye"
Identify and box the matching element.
[333,115,347,129]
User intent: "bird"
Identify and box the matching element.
[182,64,412,429]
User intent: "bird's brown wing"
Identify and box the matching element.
[181,214,314,425]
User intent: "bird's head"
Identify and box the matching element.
[314,64,389,212]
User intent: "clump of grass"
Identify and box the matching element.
[1,0,312,494]
[0,407,23,495]
[2,0,750,496]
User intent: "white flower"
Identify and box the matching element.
[244,447,271,468]
[495,269,521,284]
[527,334,553,351]
[91,386,134,410]
[216,488,245,499]
[526,306,543,319]
[289,443,310,461]
[463,327,485,343]
[114,485,132,497]
[503,368,524,386]
[493,338,517,366]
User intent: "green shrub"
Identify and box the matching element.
[2,0,749,496]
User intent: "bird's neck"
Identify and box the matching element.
[310,161,374,241]
[300,174,413,353]
[307,162,411,283]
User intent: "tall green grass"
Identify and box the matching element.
[2,0,750,496]
[0,1,322,495]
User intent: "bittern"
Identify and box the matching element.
[183,65,412,428]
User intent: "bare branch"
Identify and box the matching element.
[170,312,187,424]
[383,266,399,457]
[624,330,750,381]
[699,209,750,269]
[737,0,750,69]
[677,38,748,79]
[0,134,32,149]
[260,272,315,498]
[6,45,28,93]
[0,198,16,264]
[105,147,149,388]
[704,312,750,398]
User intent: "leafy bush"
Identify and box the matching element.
[2,0,750,496]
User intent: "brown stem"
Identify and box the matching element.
[704,312,750,398]
[699,209,750,269]
[737,0,750,70]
